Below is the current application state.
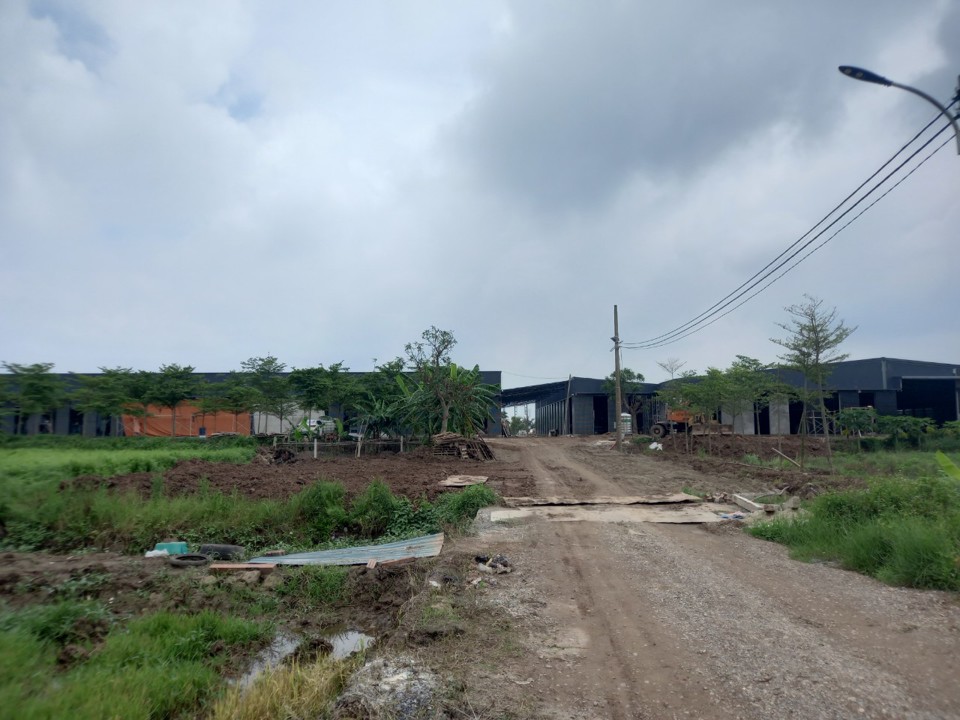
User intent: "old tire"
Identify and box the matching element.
[198,544,245,561]
[168,554,210,568]
[650,423,667,439]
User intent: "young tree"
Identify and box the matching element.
[654,370,698,452]
[241,355,295,432]
[835,406,877,452]
[603,368,646,436]
[148,364,199,437]
[683,367,729,454]
[656,358,687,380]
[218,372,259,433]
[401,327,495,436]
[72,367,141,436]
[772,295,855,468]
[725,356,775,448]
[508,415,533,436]
[1,362,64,434]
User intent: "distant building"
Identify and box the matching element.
[500,358,960,436]
[1,370,503,437]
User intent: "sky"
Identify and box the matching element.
[2,0,958,389]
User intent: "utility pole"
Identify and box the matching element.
[613,305,623,451]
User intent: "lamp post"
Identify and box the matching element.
[838,66,960,155]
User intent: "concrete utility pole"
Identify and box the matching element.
[613,305,623,451]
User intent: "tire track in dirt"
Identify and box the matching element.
[475,437,960,719]
[515,520,745,719]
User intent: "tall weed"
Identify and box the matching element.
[750,473,960,590]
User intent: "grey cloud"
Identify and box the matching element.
[449,0,940,213]
[29,0,114,73]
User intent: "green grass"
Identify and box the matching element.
[749,474,960,590]
[1,440,498,552]
[0,607,268,720]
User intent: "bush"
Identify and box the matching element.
[750,474,960,591]
[434,484,497,528]
[296,481,349,542]
[349,480,398,537]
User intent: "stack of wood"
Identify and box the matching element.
[431,432,495,461]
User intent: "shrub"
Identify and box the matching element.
[349,480,398,537]
[434,485,497,528]
[276,566,348,606]
[750,473,960,591]
[295,481,349,542]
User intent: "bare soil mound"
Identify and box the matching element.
[63,452,536,502]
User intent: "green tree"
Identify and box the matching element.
[654,370,698,450]
[148,364,198,437]
[218,371,259,433]
[399,363,497,436]
[835,406,877,452]
[403,327,475,435]
[603,368,646,436]
[1,362,64,434]
[72,367,142,436]
[683,367,730,454]
[877,415,933,452]
[242,355,295,433]
[772,295,855,469]
[725,356,776,449]
[508,415,533,436]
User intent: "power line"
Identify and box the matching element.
[622,101,957,350]
[627,130,955,350]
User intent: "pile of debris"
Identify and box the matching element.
[430,432,495,461]
[254,446,298,465]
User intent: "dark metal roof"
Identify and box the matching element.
[497,358,959,406]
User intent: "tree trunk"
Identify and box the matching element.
[799,398,807,470]
[440,402,450,434]
[818,386,834,472]
[170,406,177,437]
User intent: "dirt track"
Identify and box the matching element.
[463,437,960,720]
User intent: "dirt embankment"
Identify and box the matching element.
[62,451,537,502]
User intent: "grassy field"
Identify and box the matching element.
[0,436,495,719]
[0,438,495,553]
[749,451,960,591]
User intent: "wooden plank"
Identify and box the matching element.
[366,559,377,569]
[209,563,277,575]
[772,447,802,468]
[733,494,776,513]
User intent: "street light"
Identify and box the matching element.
[838,65,960,155]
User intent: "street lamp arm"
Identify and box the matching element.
[838,66,960,155]
[889,81,960,153]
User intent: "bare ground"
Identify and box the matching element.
[443,437,960,719]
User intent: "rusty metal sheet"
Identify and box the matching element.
[248,533,444,566]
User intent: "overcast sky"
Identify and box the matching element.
[2,0,958,388]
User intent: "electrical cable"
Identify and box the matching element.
[628,130,955,349]
[622,99,957,350]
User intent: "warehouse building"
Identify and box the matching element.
[500,358,960,436]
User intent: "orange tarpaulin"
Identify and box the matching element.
[122,404,250,437]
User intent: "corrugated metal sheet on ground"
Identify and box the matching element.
[248,533,444,566]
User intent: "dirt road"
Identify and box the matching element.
[466,437,960,720]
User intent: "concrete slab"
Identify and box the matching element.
[490,503,734,524]
[502,493,702,508]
